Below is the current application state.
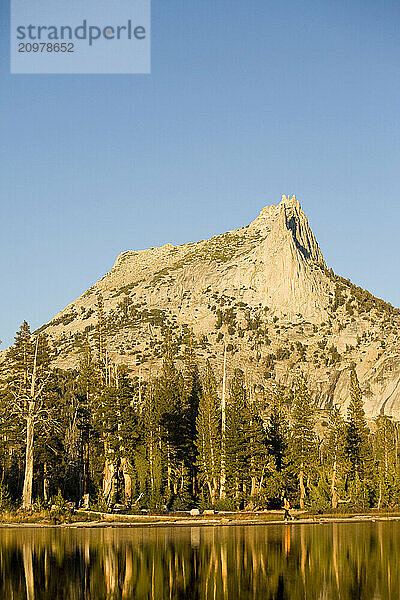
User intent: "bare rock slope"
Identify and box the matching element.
[38,195,400,418]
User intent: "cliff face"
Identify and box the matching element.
[247,195,327,319]
[35,195,400,418]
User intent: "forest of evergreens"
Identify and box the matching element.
[1,317,399,515]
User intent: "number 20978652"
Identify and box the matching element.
[18,43,74,53]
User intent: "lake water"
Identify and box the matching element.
[0,522,399,599]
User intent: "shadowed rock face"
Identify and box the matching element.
[33,195,400,418]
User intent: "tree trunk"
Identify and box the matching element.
[331,458,339,509]
[23,542,35,600]
[208,411,218,500]
[149,434,155,495]
[83,441,89,495]
[43,462,49,503]
[102,458,116,504]
[166,438,172,492]
[122,545,133,599]
[121,458,132,507]
[249,410,257,498]
[299,463,306,509]
[201,430,213,502]
[220,343,227,500]
[377,480,382,510]
[251,476,257,498]
[22,339,39,510]
[22,410,34,509]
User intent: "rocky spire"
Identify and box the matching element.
[250,195,324,265]
[279,195,324,264]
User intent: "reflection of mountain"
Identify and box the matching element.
[0,523,399,599]
[33,195,400,417]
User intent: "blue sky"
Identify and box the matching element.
[1,0,399,348]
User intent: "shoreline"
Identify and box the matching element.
[2,511,400,529]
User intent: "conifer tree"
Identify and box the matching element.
[6,323,53,508]
[226,369,250,507]
[6,321,34,394]
[265,385,288,473]
[77,338,98,498]
[94,365,137,507]
[289,375,316,508]
[141,382,163,508]
[196,361,220,504]
[57,371,85,505]
[324,405,347,509]
[262,385,289,504]
[93,299,123,506]
[77,337,98,402]
[374,415,398,509]
[182,335,201,501]
[95,294,107,382]
[77,341,108,505]
[114,368,139,507]
[220,342,228,500]
[345,367,372,504]
[99,384,119,505]
[156,335,188,507]
[247,396,268,502]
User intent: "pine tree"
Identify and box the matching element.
[156,335,188,508]
[246,395,267,503]
[265,385,288,473]
[6,323,53,508]
[77,335,113,507]
[114,368,139,507]
[220,342,228,500]
[182,335,201,502]
[374,415,398,509]
[289,375,316,509]
[77,337,98,402]
[196,361,220,504]
[226,369,250,507]
[77,338,98,499]
[99,385,119,505]
[54,371,84,505]
[94,364,137,507]
[141,381,163,508]
[345,367,372,505]
[324,405,347,509]
[6,321,34,395]
[95,293,107,382]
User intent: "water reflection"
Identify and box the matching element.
[0,522,398,599]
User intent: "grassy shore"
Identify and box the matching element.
[2,508,400,528]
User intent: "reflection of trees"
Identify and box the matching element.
[0,523,400,599]
[22,542,35,600]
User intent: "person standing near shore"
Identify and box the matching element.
[282,493,293,521]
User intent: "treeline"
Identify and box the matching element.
[1,320,399,513]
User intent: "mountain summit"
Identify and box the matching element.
[38,196,400,417]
